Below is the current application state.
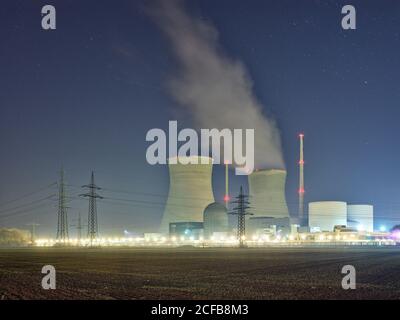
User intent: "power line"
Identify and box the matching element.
[0,195,56,217]
[65,183,400,208]
[0,182,56,208]
[0,182,57,212]
[0,202,53,221]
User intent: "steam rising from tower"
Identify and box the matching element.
[148,0,284,170]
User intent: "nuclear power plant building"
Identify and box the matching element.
[203,202,228,239]
[160,156,215,234]
[347,204,374,232]
[308,201,347,232]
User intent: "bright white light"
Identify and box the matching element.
[380,225,386,232]
[357,224,365,232]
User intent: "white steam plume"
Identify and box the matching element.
[148,0,284,169]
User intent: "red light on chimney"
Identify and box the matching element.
[223,195,230,202]
[298,188,305,194]
[299,160,304,165]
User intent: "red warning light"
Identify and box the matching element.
[299,133,304,138]
[298,188,305,194]
[298,160,304,165]
[224,195,230,202]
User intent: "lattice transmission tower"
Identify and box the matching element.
[57,168,69,241]
[229,186,252,248]
[80,171,103,243]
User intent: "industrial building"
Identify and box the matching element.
[247,217,300,238]
[347,204,374,232]
[169,222,203,239]
[203,202,228,239]
[248,169,289,218]
[308,201,347,232]
[160,156,214,234]
[308,201,375,233]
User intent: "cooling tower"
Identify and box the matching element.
[248,169,289,218]
[308,201,347,232]
[347,204,373,232]
[160,156,215,234]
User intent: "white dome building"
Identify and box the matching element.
[308,201,347,232]
[203,202,228,239]
[347,204,373,232]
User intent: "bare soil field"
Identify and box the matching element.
[1,247,400,300]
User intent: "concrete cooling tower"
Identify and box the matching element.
[248,169,289,218]
[347,204,374,232]
[160,156,215,234]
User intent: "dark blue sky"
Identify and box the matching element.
[1,0,400,236]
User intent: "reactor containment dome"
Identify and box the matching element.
[160,156,215,234]
[248,169,289,218]
[308,201,347,232]
[203,202,228,239]
[347,204,373,232]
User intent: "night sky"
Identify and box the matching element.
[1,0,400,237]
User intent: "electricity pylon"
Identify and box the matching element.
[27,223,40,244]
[70,212,86,244]
[229,186,253,248]
[57,168,69,241]
[80,171,103,244]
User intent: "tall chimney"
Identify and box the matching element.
[298,133,305,223]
